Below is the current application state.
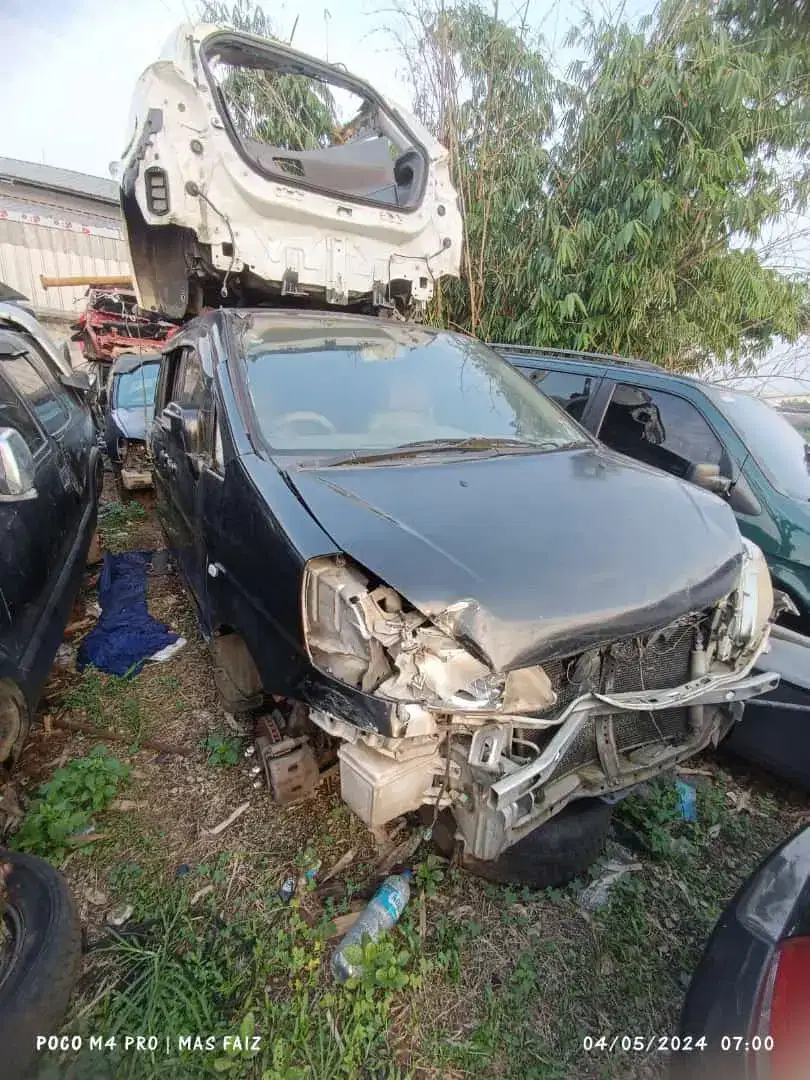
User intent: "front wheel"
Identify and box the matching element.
[430,798,613,888]
[0,850,81,1077]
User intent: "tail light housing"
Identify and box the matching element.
[752,936,810,1078]
[144,167,170,216]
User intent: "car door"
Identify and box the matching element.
[152,343,211,608]
[593,377,732,483]
[0,331,78,681]
[511,362,606,428]
[20,330,96,511]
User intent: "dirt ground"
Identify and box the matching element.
[7,477,810,1080]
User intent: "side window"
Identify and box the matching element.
[24,337,81,418]
[176,349,206,409]
[0,370,46,454]
[161,349,184,408]
[521,367,594,422]
[599,382,725,479]
[0,346,68,437]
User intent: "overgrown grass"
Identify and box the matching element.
[97,500,148,553]
[64,668,144,742]
[42,874,420,1080]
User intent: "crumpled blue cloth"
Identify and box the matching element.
[78,550,179,676]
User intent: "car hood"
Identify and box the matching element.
[110,407,150,441]
[287,446,744,671]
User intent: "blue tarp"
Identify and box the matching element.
[78,550,179,676]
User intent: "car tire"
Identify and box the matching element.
[0,850,81,1078]
[429,798,613,888]
[210,633,264,714]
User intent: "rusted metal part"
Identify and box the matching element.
[594,715,621,785]
[254,713,320,804]
[70,287,178,364]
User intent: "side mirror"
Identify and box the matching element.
[60,370,92,394]
[728,472,762,517]
[0,428,37,500]
[688,462,732,497]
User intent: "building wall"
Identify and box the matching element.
[0,178,130,324]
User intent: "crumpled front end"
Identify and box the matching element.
[301,545,778,861]
[118,23,462,319]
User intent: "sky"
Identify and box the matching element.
[1,0,654,177]
[1,0,807,394]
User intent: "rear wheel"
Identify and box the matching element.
[0,850,81,1078]
[430,799,613,888]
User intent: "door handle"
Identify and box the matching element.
[156,450,177,475]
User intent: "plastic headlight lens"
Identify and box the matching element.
[737,539,774,644]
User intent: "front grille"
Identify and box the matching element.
[541,612,710,713]
[550,707,691,781]
[607,624,696,693]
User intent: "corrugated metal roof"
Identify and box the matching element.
[0,156,118,205]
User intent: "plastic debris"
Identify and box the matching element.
[332,870,413,983]
[148,638,187,663]
[278,875,297,903]
[85,888,108,907]
[675,779,698,822]
[106,903,134,926]
[175,864,192,879]
[579,858,642,913]
[54,643,78,669]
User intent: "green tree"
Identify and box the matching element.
[401,0,810,368]
[199,0,336,151]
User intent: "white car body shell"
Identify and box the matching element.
[118,23,463,318]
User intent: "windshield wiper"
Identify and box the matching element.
[318,436,587,468]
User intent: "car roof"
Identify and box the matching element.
[166,307,455,351]
[491,342,728,392]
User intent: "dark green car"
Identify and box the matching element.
[498,346,810,630]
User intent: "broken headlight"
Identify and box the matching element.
[302,555,555,713]
[734,539,774,645]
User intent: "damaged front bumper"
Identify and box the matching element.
[452,667,778,861]
[302,546,778,861]
[310,648,778,862]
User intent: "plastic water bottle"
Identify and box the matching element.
[331,870,413,983]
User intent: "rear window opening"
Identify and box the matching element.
[201,35,427,210]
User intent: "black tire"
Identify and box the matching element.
[0,850,81,1078]
[431,798,613,888]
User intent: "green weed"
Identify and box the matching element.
[12,747,130,862]
[200,732,243,767]
[99,500,147,530]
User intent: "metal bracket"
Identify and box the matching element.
[469,725,510,771]
[281,269,307,298]
[594,715,621,785]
